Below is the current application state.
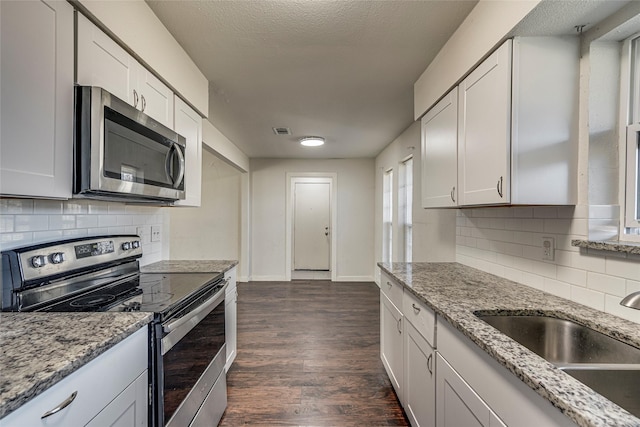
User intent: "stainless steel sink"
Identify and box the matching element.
[476,314,640,418]
[476,315,640,367]
[561,368,640,418]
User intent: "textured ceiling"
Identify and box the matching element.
[146,0,477,158]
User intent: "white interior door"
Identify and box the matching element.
[293,182,331,270]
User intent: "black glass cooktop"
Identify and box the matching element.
[38,272,223,316]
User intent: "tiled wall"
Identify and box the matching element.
[456,205,640,323]
[0,198,168,266]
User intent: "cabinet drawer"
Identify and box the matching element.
[224,266,237,297]
[403,291,436,347]
[0,327,148,427]
[380,271,403,310]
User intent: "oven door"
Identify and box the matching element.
[159,283,227,427]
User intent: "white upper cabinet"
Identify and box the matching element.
[421,87,459,208]
[0,0,74,199]
[424,37,579,208]
[76,13,174,129]
[458,41,512,206]
[173,96,202,207]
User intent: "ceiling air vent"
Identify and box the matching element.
[272,127,291,136]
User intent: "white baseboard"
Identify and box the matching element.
[334,275,374,282]
[249,275,288,282]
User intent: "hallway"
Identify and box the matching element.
[219,281,408,426]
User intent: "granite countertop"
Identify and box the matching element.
[0,312,152,419]
[140,260,238,274]
[378,262,640,427]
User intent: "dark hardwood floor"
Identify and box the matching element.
[219,280,409,426]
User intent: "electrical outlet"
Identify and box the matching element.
[136,226,145,238]
[542,237,555,261]
[151,226,162,242]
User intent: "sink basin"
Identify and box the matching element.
[562,368,640,418]
[476,315,640,367]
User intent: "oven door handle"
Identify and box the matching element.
[163,279,228,335]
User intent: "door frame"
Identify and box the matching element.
[285,173,337,282]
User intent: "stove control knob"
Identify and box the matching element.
[31,255,48,268]
[132,241,140,249]
[122,242,132,251]
[50,252,65,264]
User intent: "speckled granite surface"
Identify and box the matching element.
[572,239,640,255]
[378,262,640,427]
[0,312,152,419]
[140,260,238,274]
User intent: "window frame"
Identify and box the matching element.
[382,168,393,263]
[623,33,640,238]
[398,156,413,262]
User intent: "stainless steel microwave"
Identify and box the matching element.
[74,86,186,203]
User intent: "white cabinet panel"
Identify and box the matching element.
[136,67,174,129]
[77,12,136,105]
[86,371,148,427]
[381,292,403,400]
[381,271,403,311]
[76,13,174,128]
[402,290,435,347]
[421,87,458,208]
[225,266,238,371]
[436,353,505,427]
[404,320,435,427]
[0,0,73,199]
[173,96,202,207]
[458,40,512,206]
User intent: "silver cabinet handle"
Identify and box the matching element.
[386,281,392,288]
[497,176,504,198]
[41,391,77,419]
[141,94,146,112]
[427,353,433,375]
[412,303,421,314]
[133,89,139,108]
[450,186,456,203]
[397,317,402,334]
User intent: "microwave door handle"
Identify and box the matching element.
[173,144,185,189]
[164,144,176,186]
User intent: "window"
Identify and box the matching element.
[624,35,640,235]
[382,169,393,263]
[399,157,413,261]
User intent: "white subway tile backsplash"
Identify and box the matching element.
[49,215,76,230]
[64,201,87,214]
[0,216,14,233]
[571,252,606,273]
[606,258,640,280]
[557,266,587,287]
[521,219,544,232]
[76,215,99,228]
[0,199,33,214]
[33,230,64,242]
[87,202,109,214]
[543,278,571,299]
[531,260,557,279]
[571,286,605,311]
[587,272,626,297]
[98,215,118,227]
[521,272,544,290]
[117,215,133,226]
[604,294,640,323]
[33,200,63,214]
[534,207,558,219]
[626,279,640,295]
[14,215,48,232]
[63,229,88,237]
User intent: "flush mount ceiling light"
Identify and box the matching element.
[299,136,325,147]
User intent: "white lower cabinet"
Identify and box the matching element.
[437,319,577,427]
[380,291,404,400]
[404,320,435,427]
[0,327,149,427]
[436,353,505,427]
[225,266,238,371]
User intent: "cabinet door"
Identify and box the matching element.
[85,371,148,427]
[381,292,403,400]
[173,96,202,207]
[76,13,137,106]
[404,320,435,427]
[421,87,458,208]
[225,288,238,371]
[458,40,512,206]
[0,0,73,198]
[436,353,506,427]
[136,66,174,129]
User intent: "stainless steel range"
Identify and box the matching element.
[1,235,228,427]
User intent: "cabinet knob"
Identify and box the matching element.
[412,303,421,314]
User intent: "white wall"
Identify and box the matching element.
[374,122,457,283]
[0,199,168,266]
[250,158,374,281]
[169,149,242,263]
